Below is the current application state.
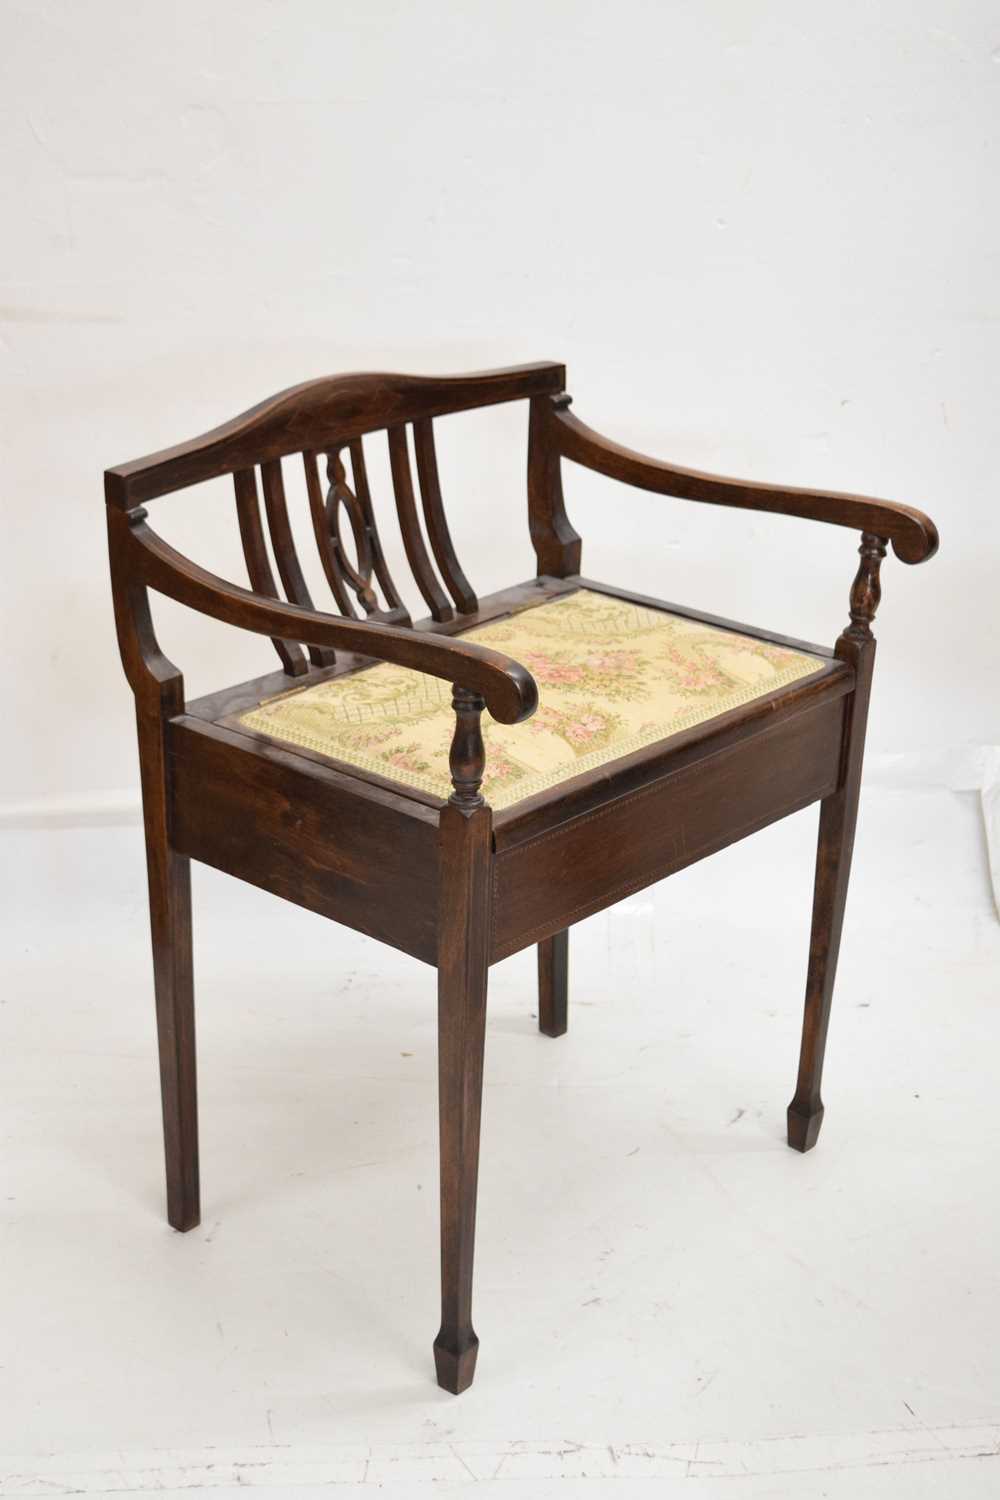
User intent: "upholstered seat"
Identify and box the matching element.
[239,589,824,809]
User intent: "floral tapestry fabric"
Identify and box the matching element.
[238,590,824,809]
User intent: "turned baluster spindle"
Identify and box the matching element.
[843,532,887,643]
[449,687,486,806]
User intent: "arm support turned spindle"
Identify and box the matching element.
[449,688,486,806]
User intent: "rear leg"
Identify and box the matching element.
[538,929,568,1038]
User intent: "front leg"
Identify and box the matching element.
[788,534,884,1151]
[788,782,863,1150]
[137,701,200,1230]
[434,691,493,1393]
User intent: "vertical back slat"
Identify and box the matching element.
[387,425,453,623]
[260,457,335,667]
[413,418,478,614]
[348,439,409,621]
[233,469,308,676]
[302,451,360,618]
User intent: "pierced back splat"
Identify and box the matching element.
[345,439,409,619]
[315,442,411,625]
[237,422,482,674]
[108,362,564,678]
[303,449,363,619]
[313,426,479,632]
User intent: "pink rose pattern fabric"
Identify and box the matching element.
[239,590,822,809]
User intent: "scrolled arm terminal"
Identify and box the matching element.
[552,402,938,565]
[115,508,538,727]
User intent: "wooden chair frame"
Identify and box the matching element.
[105,361,938,1392]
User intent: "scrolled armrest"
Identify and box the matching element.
[553,404,938,564]
[122,511,538,725]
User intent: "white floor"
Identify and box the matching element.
[1,789,998,1498]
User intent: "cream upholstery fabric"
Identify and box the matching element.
[239,590,823,809]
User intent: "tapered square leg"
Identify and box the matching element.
[433,1332,479,1395]
[788,579,880,1154]
[788,784,857,1153]
[434,798,491,1393]
[538,929,568,1037]
[147,847,199,1228]
[787,1101,825,1153]
[138,704,200,1232]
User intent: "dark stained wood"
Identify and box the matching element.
[492,694,845,961]
[433,798,492,1394]
[303,448,360,617]
[388,425,454,622]
[553,402,938,564]
[324,448,378,614]
[233,468,307,676]
[139,715,199,1233]
[105,361,939,1395]
[413,418,478,614]
[260,457,335,668]
[448,688,486,806]
[844,532,886,641]
[787,534,887,1151]
[106,363,566,506]
[106,506,199,1233]
[538,930,568,1038]
[527,392,581,576]
[169,716,441,965]
[311,446,413,626]
[124,509,538,725]
[493,655,851,851]
[346,439,410,621]
[183,576,579,727]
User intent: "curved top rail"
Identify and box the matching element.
[554,405,938,565]
[106,362,565,507]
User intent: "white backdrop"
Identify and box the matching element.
[4,8,1000,1491]
[2,0,997,816]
